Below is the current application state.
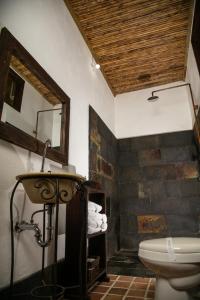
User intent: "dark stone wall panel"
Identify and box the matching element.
[89,106,119,258]
[89,109,199,254]
[118,130,200,251]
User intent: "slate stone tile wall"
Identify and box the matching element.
[118,130,200,251]
[89,107,200,255]
[89,106,119,258]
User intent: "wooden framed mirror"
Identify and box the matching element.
[0,28,70,165]
[192,1,200,75]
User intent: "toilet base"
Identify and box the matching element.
[155,277,193,300]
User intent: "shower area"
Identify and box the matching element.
[89,106,200,277]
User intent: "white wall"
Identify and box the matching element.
[0,0,114,288]
[115,81,193,139]
[186,43,200,109]
[2,79,53,139]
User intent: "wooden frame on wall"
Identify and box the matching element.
[192,1,200,75]
[0,27,70,165]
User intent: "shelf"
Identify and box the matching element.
[88,231,106,239]
[87,268,106,288]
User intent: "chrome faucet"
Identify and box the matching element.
[40,139,51,172]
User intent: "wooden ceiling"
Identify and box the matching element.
[64,0,193,96]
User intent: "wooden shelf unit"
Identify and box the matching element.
[62,182,108,299]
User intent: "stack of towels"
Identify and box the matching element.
[88,201,108,234]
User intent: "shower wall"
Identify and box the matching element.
[118,130,200,250]
[89,107,200,254]
[89,106,119,258]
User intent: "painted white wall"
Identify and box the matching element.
[0,0,114,288]
[186,43,200,110]
[115,81,193,139]
[2,79,53,139]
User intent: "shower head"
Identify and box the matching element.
[147,95,159,102]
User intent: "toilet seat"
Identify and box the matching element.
[139,237,200,263]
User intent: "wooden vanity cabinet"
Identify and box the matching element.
[61,182,108,299]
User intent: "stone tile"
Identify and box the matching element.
[176,162,199,179]
[119,151,138,167]
[179,179,200,197]
[143,165,176,180]
[117,275,133,282]
[118,167,142,183]
[127,289,146,297]
[120,215,138,234]
[150,197,190,215]
[161,146,193,163]
[109,288,127,295]
[108,274,118,280]
[118,139,132,152]
[146,290,155,298]
[124,297,144,300]
[130,282,147,290]
[104,295,123,300]
[145,181,166,200]
[134,277,150,283]
[99,281,114,287]
[159,130,193,147]
[89,293,104,300]
[166,215,198,234]
[131,135,160,151]
[119,197,138,213]
[138,149,161,166]
[187,197,200,214]
[137,215,167,233]
[118,182,138,198]
[113,281,131,288]
[120,234,139,250]
[165,180,181,197]
[92,286,110,293]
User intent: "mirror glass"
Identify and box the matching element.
[1,55,62,149]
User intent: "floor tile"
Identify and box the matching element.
[130,282,147,290]
[98,281,114,287]
[91,285,109,293]
[117,275,133,282]
[146,290,155,298]
[113,281,131,288]
[127,289,146,297]
[88,274,155,300]
[124,297,144,300]
[108,287,127,295]
[89,293,104,300]
[134,277,150,283]
[104,295,123,300]
[108,274,118,280]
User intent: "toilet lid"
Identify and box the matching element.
[139,237,200,254]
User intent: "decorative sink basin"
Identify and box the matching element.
[16,172,85,204]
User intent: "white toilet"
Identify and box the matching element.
[139,237,200,300]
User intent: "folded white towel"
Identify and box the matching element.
[101,222,108,232]
[88,217,102,228]
[88,201,102,213]
[88,211,107,223]
[88,226,101,234]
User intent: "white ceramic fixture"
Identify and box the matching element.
[139,237,200,300]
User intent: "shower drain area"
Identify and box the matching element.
[107,251,155,277]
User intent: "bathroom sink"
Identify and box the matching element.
[16,172,85,204]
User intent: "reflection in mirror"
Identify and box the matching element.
[1,55,62,149]
[35,106,62,149]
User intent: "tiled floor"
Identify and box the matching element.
[89,274,155,300]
